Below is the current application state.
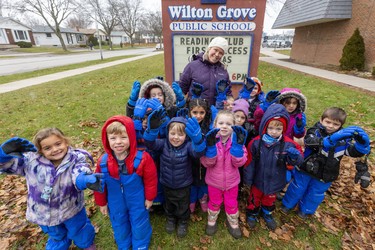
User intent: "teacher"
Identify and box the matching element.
[179,36,230,106]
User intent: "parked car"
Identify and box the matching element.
[155,43,164,50]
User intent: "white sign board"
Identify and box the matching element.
[172,34,253,84]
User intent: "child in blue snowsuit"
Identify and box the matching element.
[0,128,101,250]
[281,107,371,218]
[94,116,157,249]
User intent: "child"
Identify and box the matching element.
[281,107,371,219]
[244,104,303,231]
[188,98,211,214]
[0,128,101,250]
[143,109,206,237]
[246,77,264,126]
[94,116,157,249]
[201,110,248,239]
[278,88,307,140]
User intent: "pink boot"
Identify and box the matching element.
[199,194,208,212]
[189,202,196,213]
[84,244,96,250]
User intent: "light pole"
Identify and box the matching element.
[95,13,103,60]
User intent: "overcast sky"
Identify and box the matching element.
[142,0,289,34]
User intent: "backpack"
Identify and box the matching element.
[99,151,143,173]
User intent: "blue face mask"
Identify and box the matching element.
[262,133,278,145]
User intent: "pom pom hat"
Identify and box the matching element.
[208,37,229,53]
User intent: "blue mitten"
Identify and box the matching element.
[322,127,356,148]
[287,147,300,161]
[134,98,149,120]
[210,105,218,122]
[353,129,370,154]
[259,90,280,111]
[205,128,220,158]
[293,113,306,134]
[128,81,141,106]
[190,82,204,99]
[186,117,205,152]
[238,77,256,99]
[144,108,167,141]
[216,79,230,102]
[148,98,163,111]
[172,82,186,108]
[76,173,104,192]
[0,137,37,163]
[230,126,247,157]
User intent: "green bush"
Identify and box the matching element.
[16,41,32,48]
[88,35,98,46]
[79,44,87,48]
[339,28,365,71]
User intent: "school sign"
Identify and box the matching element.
[161,0,267,85]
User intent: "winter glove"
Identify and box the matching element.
[190,82,204,99]
[205,128,220,158]
[133,98,149,120]
[177,108,189,119]
[0,137,37,163]
[76,173,105,192]
[352,128,371,154]
[238,76,256,99]
[322,127,357,148]
[172,82,186,108]
[230,126,247,157]
[144,108,167,141]
[287,147,300,161]
[293,113,306,134]
[186,117,206,153]
[210,105,218,122]
[147,98,163,111]
[259,90,280,111]
[128,80,141,106]
[354,160,371,188]
[216,79,230,102]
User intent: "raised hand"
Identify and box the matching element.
[185,117,202,144]
[205,128,220,158]
[134,98,149,119]
[0,137,37,163]
[148,98,163,111]
[238,76,256,99]
[190,82,204,99]
[172,82,186,108]
[147,108,167,131]
[230,126,247,157]
[216,79,230,102]
[128,80,141,106]
[259,90,280,111]
[294,113,306,134]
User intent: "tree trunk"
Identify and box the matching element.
[55,28,68,51]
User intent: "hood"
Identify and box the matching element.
[166,116,188,145]
[259,104,290,135]
[278,88,307,113]
[139,78,176,108]
[101,115,137,164]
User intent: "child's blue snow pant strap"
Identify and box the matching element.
[40,208,95,250]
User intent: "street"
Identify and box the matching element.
[0,48,155,76]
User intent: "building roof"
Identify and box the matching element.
[32,25,83,34]
[272,0,352,29]
[0,17,32,30]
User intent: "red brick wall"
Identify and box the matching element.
[291,0,375,71]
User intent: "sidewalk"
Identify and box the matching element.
[260,49,375,92]
[0,52,163,94]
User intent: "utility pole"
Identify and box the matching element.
[95,13,103,60]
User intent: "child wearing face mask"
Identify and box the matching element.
[143,108,206,238]
[201,110,248,239]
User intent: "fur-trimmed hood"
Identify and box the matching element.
[139,78,176,109]
[278,88,307,113]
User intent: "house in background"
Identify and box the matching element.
[32,25,84,47]
[110,30,130,45]
[0,17,35,48]
[273,0,375,71]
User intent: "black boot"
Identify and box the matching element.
[165,217,176,234]
[177,220,188,238]
[262,206,277,231]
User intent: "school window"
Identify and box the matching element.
[14,30,28,40]
[46,33,52,38]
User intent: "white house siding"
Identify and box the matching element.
[33,32,79,47]
[0,18,32,44]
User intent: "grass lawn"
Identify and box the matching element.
[273,49,291,56]
[0,54,374,249]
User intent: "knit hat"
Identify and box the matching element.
[278,88,307,113]
[265,116,288,134]
[208,37,228,53]
[232,99,249,118]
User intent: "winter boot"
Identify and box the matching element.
[205,209,220,236]
[165,217,176,234]
[177,219,188,238]
[280,205,291,215]
[297,210,308,220]
[262,207,277,231]
[199,194,208,212]
[189,202,196,213]
[246,208,259,229]
[225,212,242,239]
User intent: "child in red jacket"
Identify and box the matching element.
[94,115,157,250]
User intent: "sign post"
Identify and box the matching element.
[162,0,267,93]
